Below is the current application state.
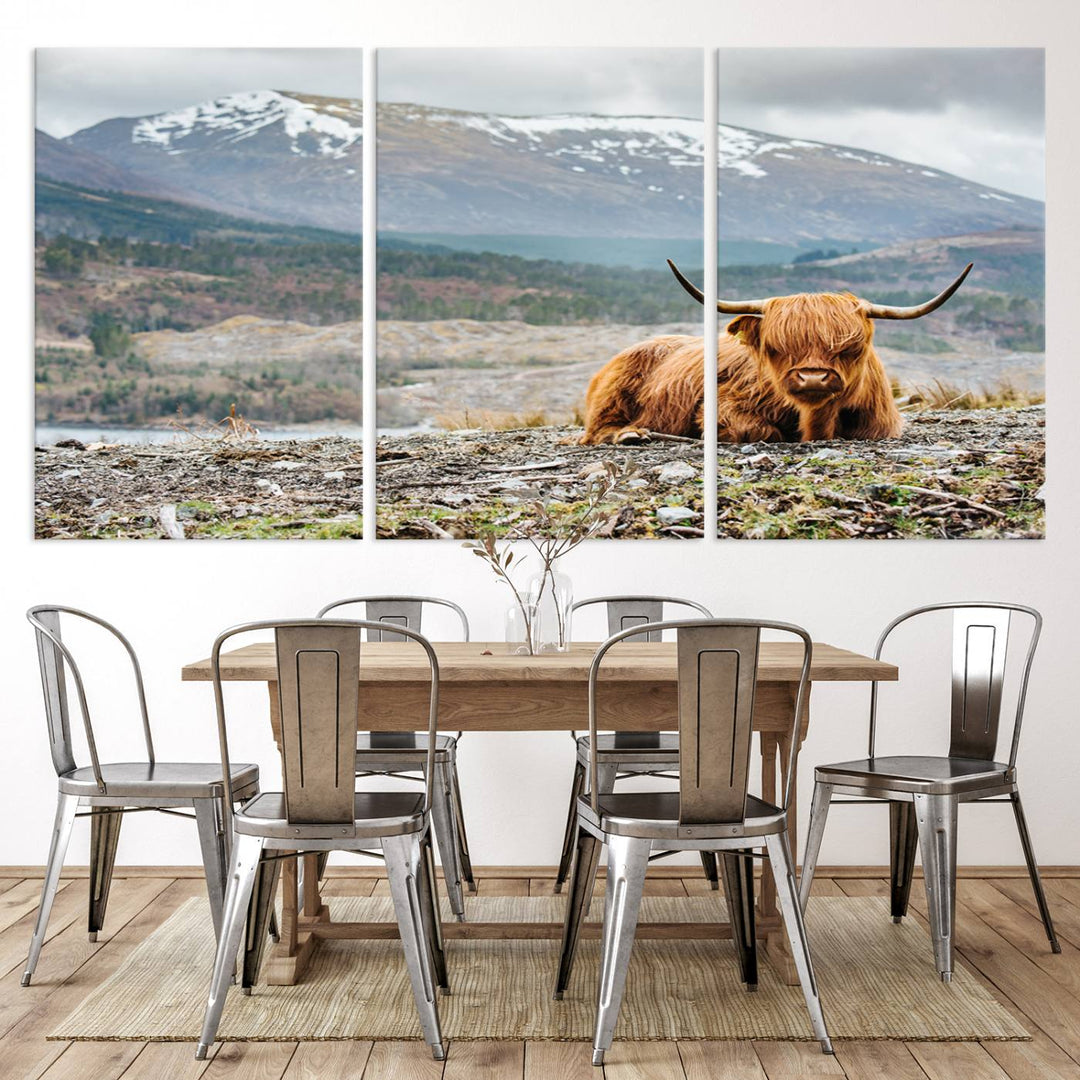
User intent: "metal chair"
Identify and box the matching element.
[554,596,717,893]
[197,619,447,1061]
[23,605,262,987]
[555,619,832,1065]
[799,602,1060,982]
[317,596,474,919]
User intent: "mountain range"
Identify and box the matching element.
[36,90,1043,249]
[58,90,363,233]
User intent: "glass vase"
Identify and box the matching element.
[504,601,539,655]
[527,569,573,653]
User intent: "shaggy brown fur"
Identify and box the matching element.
[580,292,904,444]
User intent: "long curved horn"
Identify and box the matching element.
[667,259,768,315]
[862,263,974,320]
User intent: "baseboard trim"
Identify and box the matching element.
[3,864,1078,879]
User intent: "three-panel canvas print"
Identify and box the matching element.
[34,47,1045,540]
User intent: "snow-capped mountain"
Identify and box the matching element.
[377,104,1041,241]
[41,91,1043,244]
[129,89,362,159]
[63,90,363,232]
[712,123,1042,245]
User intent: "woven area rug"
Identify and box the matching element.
[51,895,1026,1043]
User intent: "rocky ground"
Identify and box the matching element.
[35,437,365,539]
[714,406,1045,540]
[33,406,1043,540]
[374,429,704,539]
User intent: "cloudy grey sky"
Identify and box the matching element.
[719,48,1044,200]
[36,47,1043,200]
[378,48,704,118]
[35,49,364,138]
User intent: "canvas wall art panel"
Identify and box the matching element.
[374,47,705,539]
[34,48,364,539]
[710,48,1045,539]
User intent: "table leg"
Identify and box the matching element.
[303,854,322,916]
[279,853,299,951]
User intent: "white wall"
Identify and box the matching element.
[2,0,1077,871]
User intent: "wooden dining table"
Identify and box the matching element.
[182,639,897,986]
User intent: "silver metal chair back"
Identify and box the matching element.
[676,623,761,825]
[276,623,361,826]
[587,618,811,819]
[569,596,713,750]
[211,619,441,820]
[317,596,469,643]
[27,605,154,791]
[572,595,712,642]
[869,602,1040,767]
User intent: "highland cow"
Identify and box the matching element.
[579,260,973,444]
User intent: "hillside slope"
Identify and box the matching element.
[39,92,1043,243]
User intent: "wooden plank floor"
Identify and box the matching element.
[1,868,1076,1080]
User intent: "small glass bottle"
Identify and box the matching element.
[504,600,539,655]
[527,569,573,653]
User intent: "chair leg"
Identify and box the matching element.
[765,831,833,1054]
[700,852,720,891]
[196,833,264,1060]
[554,824,602,999]
[889,800,919,924]
[446,754,476,893]
[592,834,650,1066]
[913,793,958,981]
[1010,790,1061,953]
[417,826,450,993]
[194,798,228,941]
[87,807,123,942]
[720,850,757,990]
[595,763,619,794]
[554,759,587,894]
[241,853,281,993]
[798,781,833,912]
[23,792,78,986]
[237,789,277,943]
[383,832,445,1061]
[429,761,465,921]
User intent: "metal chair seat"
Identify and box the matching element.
[816,755,1014,796]
[575,733,679,768]
[58,761,260,799]
[234,791,426,839]
[579,791,785,840]
[356,733,457,763]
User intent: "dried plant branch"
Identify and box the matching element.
[462,460,636,651]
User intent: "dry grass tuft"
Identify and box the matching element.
[435,408,559,431]
[169,402,260,441]
[894,377,1044,412]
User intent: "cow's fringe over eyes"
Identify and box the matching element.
[763,293,871,359]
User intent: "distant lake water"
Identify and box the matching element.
[35,423,389,446]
